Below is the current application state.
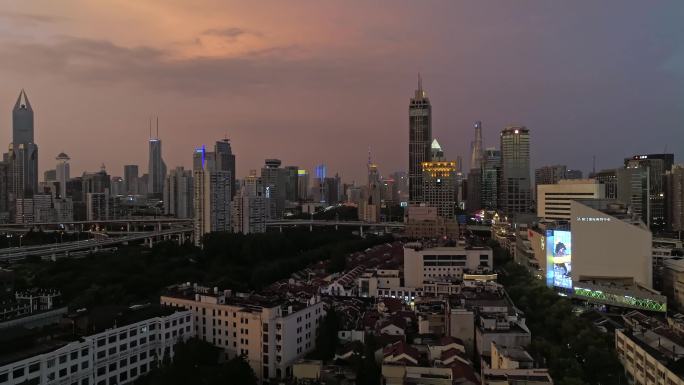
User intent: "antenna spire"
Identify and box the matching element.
[418,73,422,92]
[156,116,159,139]
[148,117,151,139]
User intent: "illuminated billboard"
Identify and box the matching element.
[545,230,572,289]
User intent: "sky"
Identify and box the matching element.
[0,0,683,183]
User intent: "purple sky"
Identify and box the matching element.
[0,1,682,183]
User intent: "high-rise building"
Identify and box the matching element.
[534,165,568,186]
[231,172,267,234]
[591,169,618,199]
[8,90,39,201]
[470,121,483,171]
[536,179,605,221]
[499,126,531,217]
[422,139,457,219]
[624,154,674,230]
[261,159,287,219]
[617,166,650,227]
[110,176,124,196]
[284,166,299,202]
[408,75,432,203]
[123,164,139,195]
[43,169,56,183]
[193,153,232,245]
[0,162,9,216]
[390,171,409,203]
[148,123,167,196]
[481,148,501,210]
[314,164,327,203]
[55,152,70,199]
[297,169,310,201]
[86,192,109,221]
[164,167,194,219]
[215,138,236,198]
[664,165,684,232]
[361,163,382,223]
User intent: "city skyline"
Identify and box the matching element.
[0,1,683,182]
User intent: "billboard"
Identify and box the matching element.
[545,230,572,289]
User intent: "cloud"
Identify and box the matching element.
[0,11,66,24]
[201,27,262,40]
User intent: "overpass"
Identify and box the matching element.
[0,218,193,233]
[265,219,405,235]
[0,226,193,263]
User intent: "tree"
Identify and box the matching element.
[310,308,341,361]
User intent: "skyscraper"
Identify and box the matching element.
[261,159,287,218]
[215,138,236,198]
[470,121,483,170]
[231,171,267,234]
[624,154,674,230]
[467,122,484,212]
[297,169,310,201]
[481,147,501,210]
[193,157,231,245]
[422,139,457,219]
[55,152,70,199]
[408,75,432,203]
[123,165,139,195]
[8,90,39,201]
[499,126,531,217]
[164,167,194,219]
[664,165,684,232]
[148,120,167,196]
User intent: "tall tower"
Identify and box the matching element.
[9,89,39,201]
[215,138,236,198]
[499,126,531,217]
[470,121,483,170]
[147,118,166,196]
[55,152,70,198]
[422,139,457,219]
[408,74,432,204]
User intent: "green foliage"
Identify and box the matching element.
[133,338,257,385]
[498,262,624,385]
[326,252,347,274]
[309,308,341,361]
[14,230,392,308]
[354,334,381,385]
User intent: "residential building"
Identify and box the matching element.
[404,205,459,240]
[0,305,192,385]
[215,138,236,199]
[123,165,139,195]
[160,283,324,381]
[231,173,267,234]
[665,165,684,232]
[164,167,193,219]
[193,167,231,245]
[481,148,501,211]
[261,159,287,219]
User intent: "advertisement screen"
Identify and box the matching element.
[545,230,572,289]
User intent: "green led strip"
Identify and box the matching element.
[574,287,666,312]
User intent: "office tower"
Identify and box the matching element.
[314,164,327,203]
[624,154,674,230]
[361,162,382,222]
[193,155,232,245]
[137,174,149,196]
[164,166,194,219]
[110,176,124,196]
[470,121,483,170]
[284,166,299,202]
[535,165,567,186]
[86,192,109,221]
[408,75,432,203]
[8,90,39,201]
[297,169,310,201]
[82,166,111,195]
[53,197,73,222]
[148,121,167,196]
[565,169,583,179]
[193,146,216,172]
[664,165,684,232]
[591,169,618,199]
[231,172,267,234]
[215,138,236,198]
[421,141,457,219]
[537,179,605,221]
[323,175,341,205]
[123,165,139,195]
[481,148,501,210]
[499,126,532,217]
[261,159,287,218]
[617,166,650,226]
[382,177,398,204]
[55,152,70,198]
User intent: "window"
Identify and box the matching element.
[28,363,40,373]
[0,373,7,383]
[70,364,78,373]
[97,339,106,347]
[119,331,127,340]
[119,359,127,368]
[59,368,67,378]
[108,347,116,355]
[140,337,147,344]
[97,367,106,376]
[140,364,148,374]
[81,379,89,385]
[130,356,138,364]
[139,352,147,360]
[82,348,89,357]
[129,367,138,377]
[59,355,68,364]
[119,372,128,382]
[108,363,117,372]
[81,361,89,370]
[108,336,116,344]
[119,344,127,352]
[130,329,137,337]
[12,367,25,378]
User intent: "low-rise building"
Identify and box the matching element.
[160,283,324,381]
[404,243,493,289]
[0,305,191,385]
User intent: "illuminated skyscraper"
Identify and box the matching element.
[422,139,457,219]
[499,126,531,217]
[466,122,484,212]
[408,75,432,203]
[8,90,39,201]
